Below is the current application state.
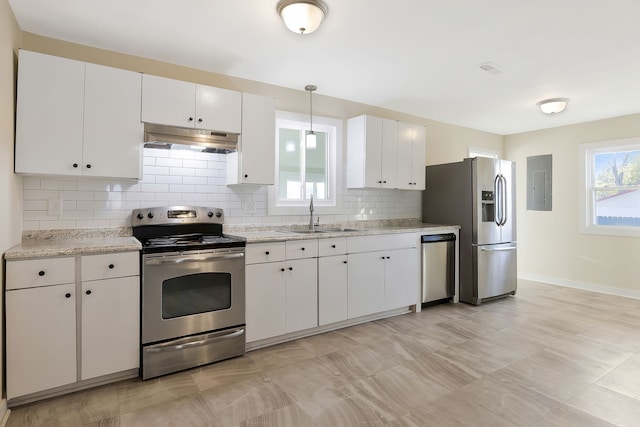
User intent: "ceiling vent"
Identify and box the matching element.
[479,62,503,75]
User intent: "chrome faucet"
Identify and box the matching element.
[309,194,314,230]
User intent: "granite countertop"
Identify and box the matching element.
[227,223,460,244]
[4,228,141,260]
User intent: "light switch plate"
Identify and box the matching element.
[48,198,62,216]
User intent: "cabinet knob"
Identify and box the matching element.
[378,180,382,184]
[188,117,194,122]
[86,164,92,169]
[331,245,336,248]
[386,256,391,259]
[280,268,285,272]
[383,180,387,184]
[244,174,248,178]
[85,290,92,295]
[198,118,203,123]
[265,251,270,255]
[343,260,347,264]
[65,293,71,298]
[288,267,293,271]
[108,264,115,269]
[381,256,385,260]
[301,247,305,251]
[72,163,78,168]
[38,270,45,276]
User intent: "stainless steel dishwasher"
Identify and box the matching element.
[421,233,456,304]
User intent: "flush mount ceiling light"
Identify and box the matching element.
[536,98,570,114]
[305,84,317,149]
[277,0,328,34]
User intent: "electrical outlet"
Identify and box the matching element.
[48,198,62,216]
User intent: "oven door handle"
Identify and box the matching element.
[144,328,245,353]
[145,252,245,265]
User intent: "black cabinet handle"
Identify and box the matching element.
[265,251,270,255]
[383,180,387,183]
[280,268,285,272]
[86,164,91,169]
[288,267,293,271]
[108,264,115,269]
[38,270,45,276]
[72,163,78,168]
[198,118,203,123]
[188,117,194,122]
[244,174,248,178]
[301,247,305,251]
[86,290,92,295]
[343,260,347,264]
[65,293,71,298]
[331,245,336,248]
[381,256,385,260]
[378,180,382,184]
[386,256,391,259]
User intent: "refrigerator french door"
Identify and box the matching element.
[423,157,517,305]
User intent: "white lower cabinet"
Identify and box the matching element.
[5,252,140,402]
[6,283,77,399]
[384,248,420,310]
[81,276,140,380]
[318,255,348,326]
[245,241,318,343]
[347,251,386,318]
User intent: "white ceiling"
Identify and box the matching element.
[8,0,640,135]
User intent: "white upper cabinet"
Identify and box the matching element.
[396,122,426,190]
[347,115,398,189]
[347,114,425,191]
[83,63,143,179]
[15,50,143,179]
[15,50,85,176]
[226,93,276,185]
[141,74,241,133]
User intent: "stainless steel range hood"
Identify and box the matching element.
[143,123,238,153]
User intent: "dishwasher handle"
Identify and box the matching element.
[421,233,456,244]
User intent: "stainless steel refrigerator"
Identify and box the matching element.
[422,157,517,305]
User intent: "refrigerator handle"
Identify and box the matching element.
[493,175,502,226]
[500,175,508,226]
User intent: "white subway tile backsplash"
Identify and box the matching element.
[22,148,421,230]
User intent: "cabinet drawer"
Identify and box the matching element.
[246,242,286,264]
[286,239,318,260]
[318,237,347,257]
[6,257,75,290]
[347,233,417,253]
[81,252,139,281]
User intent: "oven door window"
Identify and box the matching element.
[162,272,231,319]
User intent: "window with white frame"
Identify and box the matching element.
[269,111,341,214]
[579,137,640,236]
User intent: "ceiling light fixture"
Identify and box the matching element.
[277,0,328,35]
[305,84,317,149]
[536,98,570,114]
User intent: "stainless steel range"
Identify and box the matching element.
[132,206,246,380]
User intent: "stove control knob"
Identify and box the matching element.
[215,212,222,218]
[147,212,154,219]
[137,213,144,220]
[207,211,214,218]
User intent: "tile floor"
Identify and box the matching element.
[7,280,640,426]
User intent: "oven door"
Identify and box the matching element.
[142,247,245,344]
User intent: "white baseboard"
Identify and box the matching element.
[519,274,640,300]
[0,399,9,427]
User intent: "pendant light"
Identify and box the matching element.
[305,84,317,149]
[277,0,328,35]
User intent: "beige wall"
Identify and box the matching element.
[1,0,23,404]
[21,33,502,168]
[505,114,640,293]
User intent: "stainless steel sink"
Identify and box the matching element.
[320,228,366,232]
[286,229,326,234]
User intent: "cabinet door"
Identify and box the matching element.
[285,258,318,333]
[82,277,140,380]
[15,50,85,176]
[83,63,143,179]
[195,84,241,133]
[347,251,385,318]
[246,262,286,342]
[318,255,348,326]
[363,115,384,188]
[6,284,77,399]
[380,118,398,188]
[141,74,196,128]
[236,93,276,184]
[384,248,420,310]
[397,122,426,190]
